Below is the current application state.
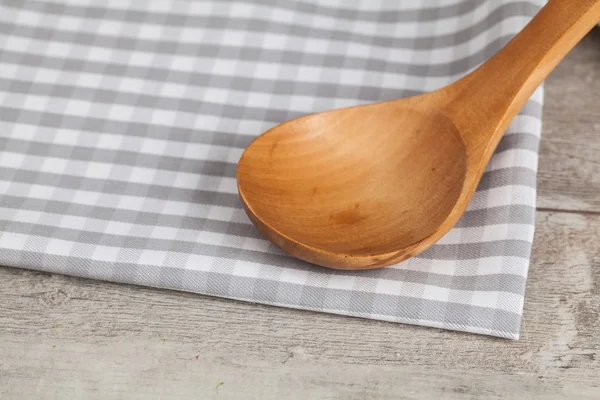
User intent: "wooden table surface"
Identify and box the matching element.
[1,29,599,400]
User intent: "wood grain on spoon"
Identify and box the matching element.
[237,0,600,270]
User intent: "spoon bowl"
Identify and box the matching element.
[238,98,468,269]
[237,0,600,270]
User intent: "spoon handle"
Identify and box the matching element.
[445,0,600,155]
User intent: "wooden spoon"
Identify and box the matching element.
[236,0,600,270]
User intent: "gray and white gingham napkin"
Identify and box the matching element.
[0,0,545,339]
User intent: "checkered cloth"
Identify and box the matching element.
[0,0,545,339]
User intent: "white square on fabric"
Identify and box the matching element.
[129,167,156,184]
[72,191,102,206]
[221,31,246,46]
[96,134,124,150]
[23,95,51,112]
[161,83,188,98]
[14,209,42,224]
[327,275,357,291]
[119,78,146,93]
[151,226,179,240]
[15,10,42,25]
[87,47,112,62]
[211,60,237,76]
[206,206,234,222]
[29,184,56,199]
[471,291,499,309]
[476,257,505,275]
[85,162,113,179]
[0,153,25,169]
[139,24,164,40]
[232,260,262,278]
[0,233,28,251]
[151,110,177,126]
[422,285,450,303]
[186,254,214,272]
[34,69,62,84]
[138,250,167,266]
[147,1,171,12]
[92,245,122,262]
[46,238,75,256]
[108,105,135,121]
[97,20,123,36]
[76,72,103,89]
[105,220,133,236]
[375,279,402,295]
[129,52,154,66]
[65,99,92,116]
[170,56,196,72]
[280,268,309,286]
[140,138,167,155]
[4,36,31,52]
[482,224,510,242]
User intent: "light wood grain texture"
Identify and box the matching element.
[237,0,600,269]
[0,17,599,400]
[538,29,600,213]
